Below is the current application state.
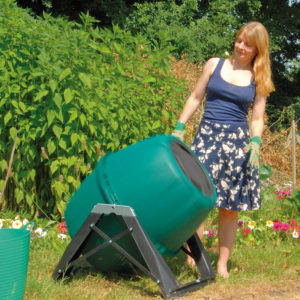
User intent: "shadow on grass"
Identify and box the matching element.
[64,247,224,298]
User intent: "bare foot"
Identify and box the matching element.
[217,263,229,279]
[186,255,196,268]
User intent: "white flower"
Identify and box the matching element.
[22,218,29,225]
[57,234,67,240]
[35,227,43,235]
[224,51,230,56]
[292,231,299,239]
[0,219,3,229]
[248,221,256,229]
[266,220,274,227]
[41,231,47,237]
[34,227,47,238]
[203,231,209,236]
[12,220,23,229]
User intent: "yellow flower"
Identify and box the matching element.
[266,220,274,227]
[12,220,22,229]
[248,221,256,229]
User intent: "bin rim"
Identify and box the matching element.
[0,222,34,242]
[171,137,216,199]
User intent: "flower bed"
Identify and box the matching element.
[202,187,300,248]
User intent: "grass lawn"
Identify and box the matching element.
[1,182,299,299]
[24,239,300,299]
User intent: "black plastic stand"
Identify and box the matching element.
[52,204,215,299]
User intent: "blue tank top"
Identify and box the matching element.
[202,58,256,125]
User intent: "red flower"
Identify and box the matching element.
[57,221,68,234]
[241,227,251,237]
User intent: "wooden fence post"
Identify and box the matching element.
[0,132,18,203]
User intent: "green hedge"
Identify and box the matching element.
[123,0,249,63]
[0,1,187,217]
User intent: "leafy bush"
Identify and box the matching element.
[0,1,186,217]
[123,0,261,63]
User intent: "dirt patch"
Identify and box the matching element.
[181,278,300,300]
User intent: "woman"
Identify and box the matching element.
[172,21,275,278]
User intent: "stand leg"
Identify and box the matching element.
[52,213,102,280]
[186,234,215,281]
[53,204,215,299]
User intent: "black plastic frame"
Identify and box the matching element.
[52,203,215,299]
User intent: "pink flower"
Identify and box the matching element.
[274,188,293,199]
[290,219,297,226]
[238,221,244,227]
[273,221,282,232]
[207,227,217,237]
[281,223,290,231]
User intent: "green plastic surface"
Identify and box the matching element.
[0,225,32,300]
[65,135,216,271]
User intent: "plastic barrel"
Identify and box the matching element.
[0,223,33,300]
[65,135,216,271]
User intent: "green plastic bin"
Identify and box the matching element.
[65,135,216,271]
[0,222,33,300]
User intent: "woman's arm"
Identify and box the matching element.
[178,57,219,124]
[251,94,267,138]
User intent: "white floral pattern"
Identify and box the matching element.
[191,120,260,211]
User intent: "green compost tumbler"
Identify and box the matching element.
[64,135,217,272]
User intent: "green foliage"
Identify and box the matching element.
[261,1,300,127]
[123,0,262,63]
[259,165,272,180]
[16,0,300,129]
[0,1,186,217]
[16,0,134,26]
[285,190,300,218]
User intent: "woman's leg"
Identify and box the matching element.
[186,223,205,267]
[217,208,239,278]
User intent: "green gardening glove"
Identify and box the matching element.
[243,136,261,169]
[172,121,185,141]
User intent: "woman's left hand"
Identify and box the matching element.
[243,136,261,169]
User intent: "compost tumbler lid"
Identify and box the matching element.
[171,140,214,196]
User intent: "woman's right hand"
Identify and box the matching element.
[172,121,185,141]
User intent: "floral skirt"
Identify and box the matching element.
[191,119,260,211]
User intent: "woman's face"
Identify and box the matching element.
[234,32,257,64]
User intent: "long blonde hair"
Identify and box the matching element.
[235,22,275,97]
